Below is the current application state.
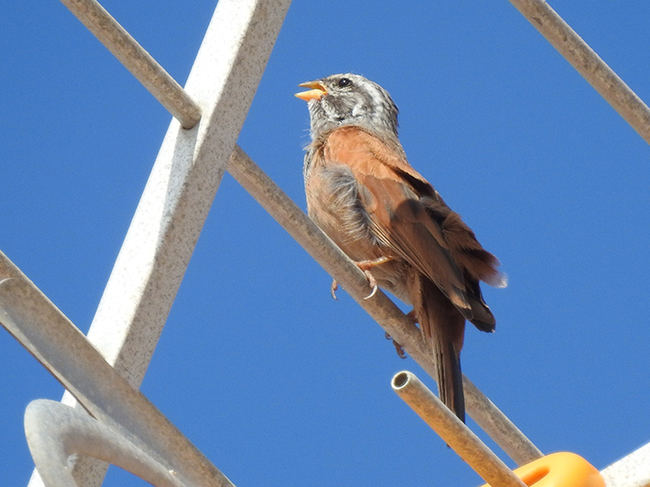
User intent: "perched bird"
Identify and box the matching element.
[295,73,506,422]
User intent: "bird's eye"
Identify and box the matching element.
[337,78,352,88]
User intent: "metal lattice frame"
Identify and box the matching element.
[0,0,648,486]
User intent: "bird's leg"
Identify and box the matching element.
[356,255,393,269]
[384,309,418,358]
[330,256,393,300]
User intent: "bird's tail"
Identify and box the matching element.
[411,274,466,422]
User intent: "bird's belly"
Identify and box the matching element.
[305,165,377,261]
[305,164,411,303]
[310,209,412,303]
[307,201,375,261]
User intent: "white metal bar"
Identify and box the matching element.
[58,0,201,128]
[392,371,526,487]
[462,377,542,465]
[0,269,234,487]
[71,0,289,388]
[227,146,543,465]
[25,400,183,487]
[601,442,650,487]
[509,0,650,144]
[27,1,291,485]
[79,0,288,387]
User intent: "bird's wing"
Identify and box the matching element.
[321,126,474,317]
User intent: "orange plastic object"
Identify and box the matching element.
[480,452,604,487]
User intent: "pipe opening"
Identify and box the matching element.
[392,371,410,389]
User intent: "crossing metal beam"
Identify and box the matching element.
[510,0,650,144]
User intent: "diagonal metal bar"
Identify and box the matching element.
[600,442,650,487]
[0,266,234,487]
[59,0,290,389]
[392,371,526,487]
[58,0,201,129]
[28,1,291,485]
[226,146,543,466]
[509,0,650,144]
[25,400,183,487]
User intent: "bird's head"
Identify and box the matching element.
[295,73,399,141]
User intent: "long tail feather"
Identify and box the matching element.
[410,273,466,422]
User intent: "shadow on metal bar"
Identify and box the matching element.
[25,400,183,487]
[0,254,235,487]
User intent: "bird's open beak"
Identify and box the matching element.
[295,81,327,101]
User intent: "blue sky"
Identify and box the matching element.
[1,1,649,485]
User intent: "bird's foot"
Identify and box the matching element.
[384,332,407,359]
[329,256,393,300]
[360,268,378,300]
[355,256,392,300]
[331,272,377,300]
[330,279,339,300]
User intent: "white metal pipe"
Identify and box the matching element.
[392,371,527,487]
[509,0,650,144]
[600,442,650,487]
[227,146,543,465]
[77,0,289,389]
[461,377,542,466]
[28,1,290,485]
[0,270,234,487]
[58,0,201,128]
[25,400,183,487]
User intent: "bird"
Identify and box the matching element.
[295,73,506,423]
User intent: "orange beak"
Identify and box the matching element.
[295,81,327,102]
